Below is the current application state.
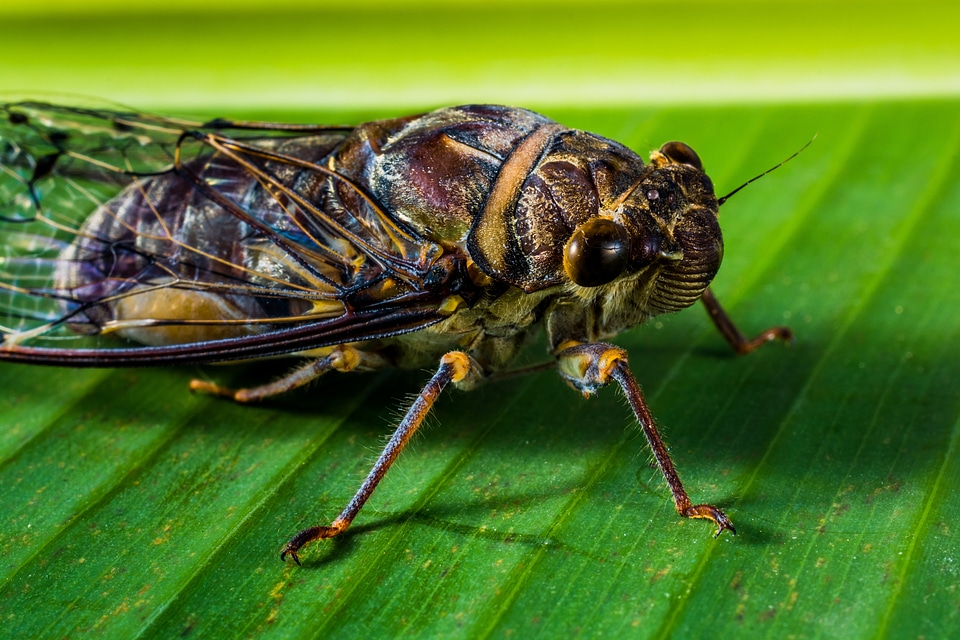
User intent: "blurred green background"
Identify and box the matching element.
[2,0,958,111]
[2,2,959,639]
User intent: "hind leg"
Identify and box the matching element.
[189,345,388,403]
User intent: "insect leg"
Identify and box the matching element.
[188,346,387,403]
[280,350,482,565]
[556,341,735,537]
[700,287,793,355]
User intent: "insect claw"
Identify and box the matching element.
[774,326,795,346]
[714,519,736,538]
[279,523,347,564]
[280,548,302,566]
[681,503,735,538]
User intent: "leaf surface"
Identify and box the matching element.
[1,2,959,638]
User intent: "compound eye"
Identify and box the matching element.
[660,141,703,171]
[563,218,631,287]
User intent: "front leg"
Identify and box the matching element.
[555,341,735,537]
[701,287,793,355]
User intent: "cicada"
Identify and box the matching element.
[0,102,792,565]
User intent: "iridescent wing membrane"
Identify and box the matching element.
[0,102,448,365]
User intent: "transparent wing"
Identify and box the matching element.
[0,102,451,364]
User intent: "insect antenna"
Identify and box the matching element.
[718,135,816,206]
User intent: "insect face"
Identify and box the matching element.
[562,143,724,338]
[632,149,724,316]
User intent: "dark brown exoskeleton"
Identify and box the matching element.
[0,103,792,565]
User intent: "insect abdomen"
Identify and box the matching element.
[54,134,350,343]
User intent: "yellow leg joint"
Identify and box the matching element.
[440,351,474,384]
[553,339,584,355]
[597,346,628,382]
[330,345,362,373]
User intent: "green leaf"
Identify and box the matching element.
[2,2,960,639]
[1,1,958,108]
